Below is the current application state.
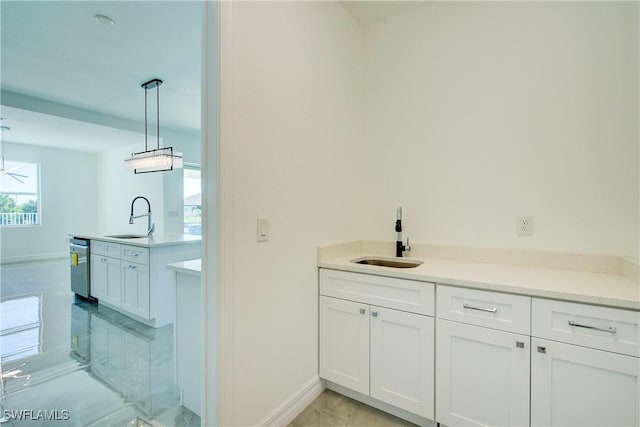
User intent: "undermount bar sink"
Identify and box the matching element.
[351,256,423,269]
[104,234,148,239]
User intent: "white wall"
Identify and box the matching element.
[363,2,639,260]
[96,127,199,236]
[226,2,364,424]
[213,2,639,423]
[0,143,98,262]
[96,144,166,236]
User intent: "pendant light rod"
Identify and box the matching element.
[141,78,162,152]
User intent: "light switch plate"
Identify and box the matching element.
[257,217,268,242]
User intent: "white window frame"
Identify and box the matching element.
[183,163,202,236]
[0,161,42,228]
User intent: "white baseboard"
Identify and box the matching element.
[258,375,325,427]
[0,252,67,265]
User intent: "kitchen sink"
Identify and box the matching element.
[104,234,149,239]
[351,256,423,269]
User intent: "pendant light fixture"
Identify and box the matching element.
[124,78,183,173]
[0,124,27,183]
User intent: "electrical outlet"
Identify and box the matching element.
[517,216,533,236]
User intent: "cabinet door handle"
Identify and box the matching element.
[568,320,616,334]
[516,341,525,349]
[129,252,139,257]
[372,311,378,317]
[359,308,365,315]
[129,265,137,270]
[537,346,546,354]
[463,303,497,313]
[101,257,107,262]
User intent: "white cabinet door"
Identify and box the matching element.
[319,296,369,395]
[90,254,106,300]
[91,255,121,307]
[531,337,640,427]
[370,306,434,419]
[121,262,150,319]
[436,319,530,427]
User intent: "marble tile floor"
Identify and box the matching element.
[289,390,418,427]
[0,258,200,427]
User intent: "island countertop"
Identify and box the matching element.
[71,233,201,248]
[167,259,201,276]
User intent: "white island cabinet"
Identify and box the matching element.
[86,234,201,328]
[91,241,122,307]
[319,268,435,425]
[167,259,201,417]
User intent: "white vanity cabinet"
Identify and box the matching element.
[319,296,370,395]
[435,285,531,427]
[531,298,640,427]
[319,269,435,422]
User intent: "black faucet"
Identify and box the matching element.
[395,207,410,257]
[130,196,155,236]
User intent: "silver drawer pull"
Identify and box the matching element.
[359,308,365,315]
[128,252,139,257]
[537,346,546,354]
[568,320,616,334]
[463,303,497,313]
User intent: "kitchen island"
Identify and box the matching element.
[167,259,201,416]
[73,233,201,327]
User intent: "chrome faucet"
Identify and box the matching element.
[395,206,410,257]
[129,196,155,236]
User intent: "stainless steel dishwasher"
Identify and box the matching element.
[70,237,92,300]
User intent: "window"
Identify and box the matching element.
[184,167,201,235]
[0,161,40,226]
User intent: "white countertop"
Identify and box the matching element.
[72,233,201,248]
[319,243,640,311]
[167,259,201,276]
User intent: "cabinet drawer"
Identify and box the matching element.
[532,298,640,357]
[92,240,121,257]
[437,285,531,334]
[121,245,149,265]
[319,269,434,316]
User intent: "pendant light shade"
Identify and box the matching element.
[125,78,183,173]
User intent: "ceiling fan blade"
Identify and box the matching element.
[7,173,25,184]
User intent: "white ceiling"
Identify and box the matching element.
[1,106,144,153]
[1,0,202,152]
[0,1,425,153]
